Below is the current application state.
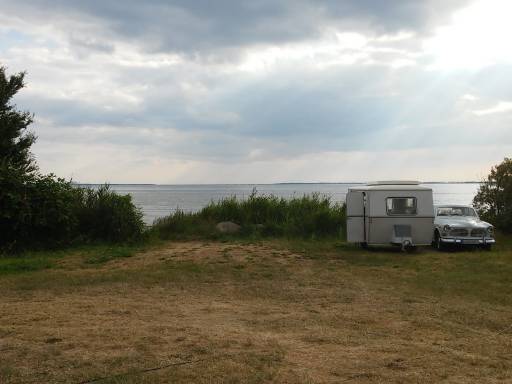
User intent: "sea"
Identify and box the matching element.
[85,183,481,225]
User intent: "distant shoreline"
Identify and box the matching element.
[73,181,481,186]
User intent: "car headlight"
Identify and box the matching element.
[487,226,494,236]
[443,225,451,232]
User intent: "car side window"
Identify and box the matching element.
[386,197,417,215]
[437,208,451,216]
[436,207,478,217]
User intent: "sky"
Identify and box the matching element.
[1,0,511,183]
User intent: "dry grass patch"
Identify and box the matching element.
[1,240,511,383]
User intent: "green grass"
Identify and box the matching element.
[0,243,146,276]
[83,245,142,264]
[0,255,55,275]
[2,232,511,307]
[272,233,512,306]
[0,247,74,275]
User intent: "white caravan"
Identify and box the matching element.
[346,181,434,250]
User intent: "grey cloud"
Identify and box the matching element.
[69,36,115,55]
[22,59,512,164]
[1,0,470,56]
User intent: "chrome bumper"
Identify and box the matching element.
[440,237,495,245]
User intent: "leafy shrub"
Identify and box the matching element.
[24,174,83,247]
[0,174,144,252]
[151,191,346,240]
[0,170,81,250]
[76,185,144,243]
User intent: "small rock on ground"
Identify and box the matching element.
[216,221,241,234]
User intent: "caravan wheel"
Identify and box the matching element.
[404,244,417,253]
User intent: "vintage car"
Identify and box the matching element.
[433,205,495,250]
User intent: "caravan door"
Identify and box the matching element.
[346,190,366,242]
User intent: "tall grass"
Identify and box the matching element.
[150,191,346,239]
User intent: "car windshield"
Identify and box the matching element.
[437,207,477,217]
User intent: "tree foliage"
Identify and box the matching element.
[473,157,512,232]
[0,67,37,174]
[0,66,144,252]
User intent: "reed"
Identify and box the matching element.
[151,191,346,239]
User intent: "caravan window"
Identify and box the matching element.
[386,197,417,215]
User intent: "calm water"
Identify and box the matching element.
[92,183,481,225]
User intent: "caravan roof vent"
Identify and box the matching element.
[367,180,420,186]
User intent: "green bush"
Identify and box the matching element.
[151,191,346,240]
[473,157,512,233]
[24,174,83,247]
[76,185,144,243]
[0,174,144,252]
[0,170,81,250]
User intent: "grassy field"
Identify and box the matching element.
[1,236,512,383]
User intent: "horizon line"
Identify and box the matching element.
[72,181,482,186]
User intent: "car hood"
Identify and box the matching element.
[434,216,492,228]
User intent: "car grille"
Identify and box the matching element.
[449,228,469,237]
[471,228,486,237]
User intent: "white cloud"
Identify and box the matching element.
[473,101,512,116]
[236,29,420,73]
[461,94,478,101]
[424,0,512,70]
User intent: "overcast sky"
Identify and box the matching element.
[1,0,511,183]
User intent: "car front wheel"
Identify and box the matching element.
[434,231,445,251]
